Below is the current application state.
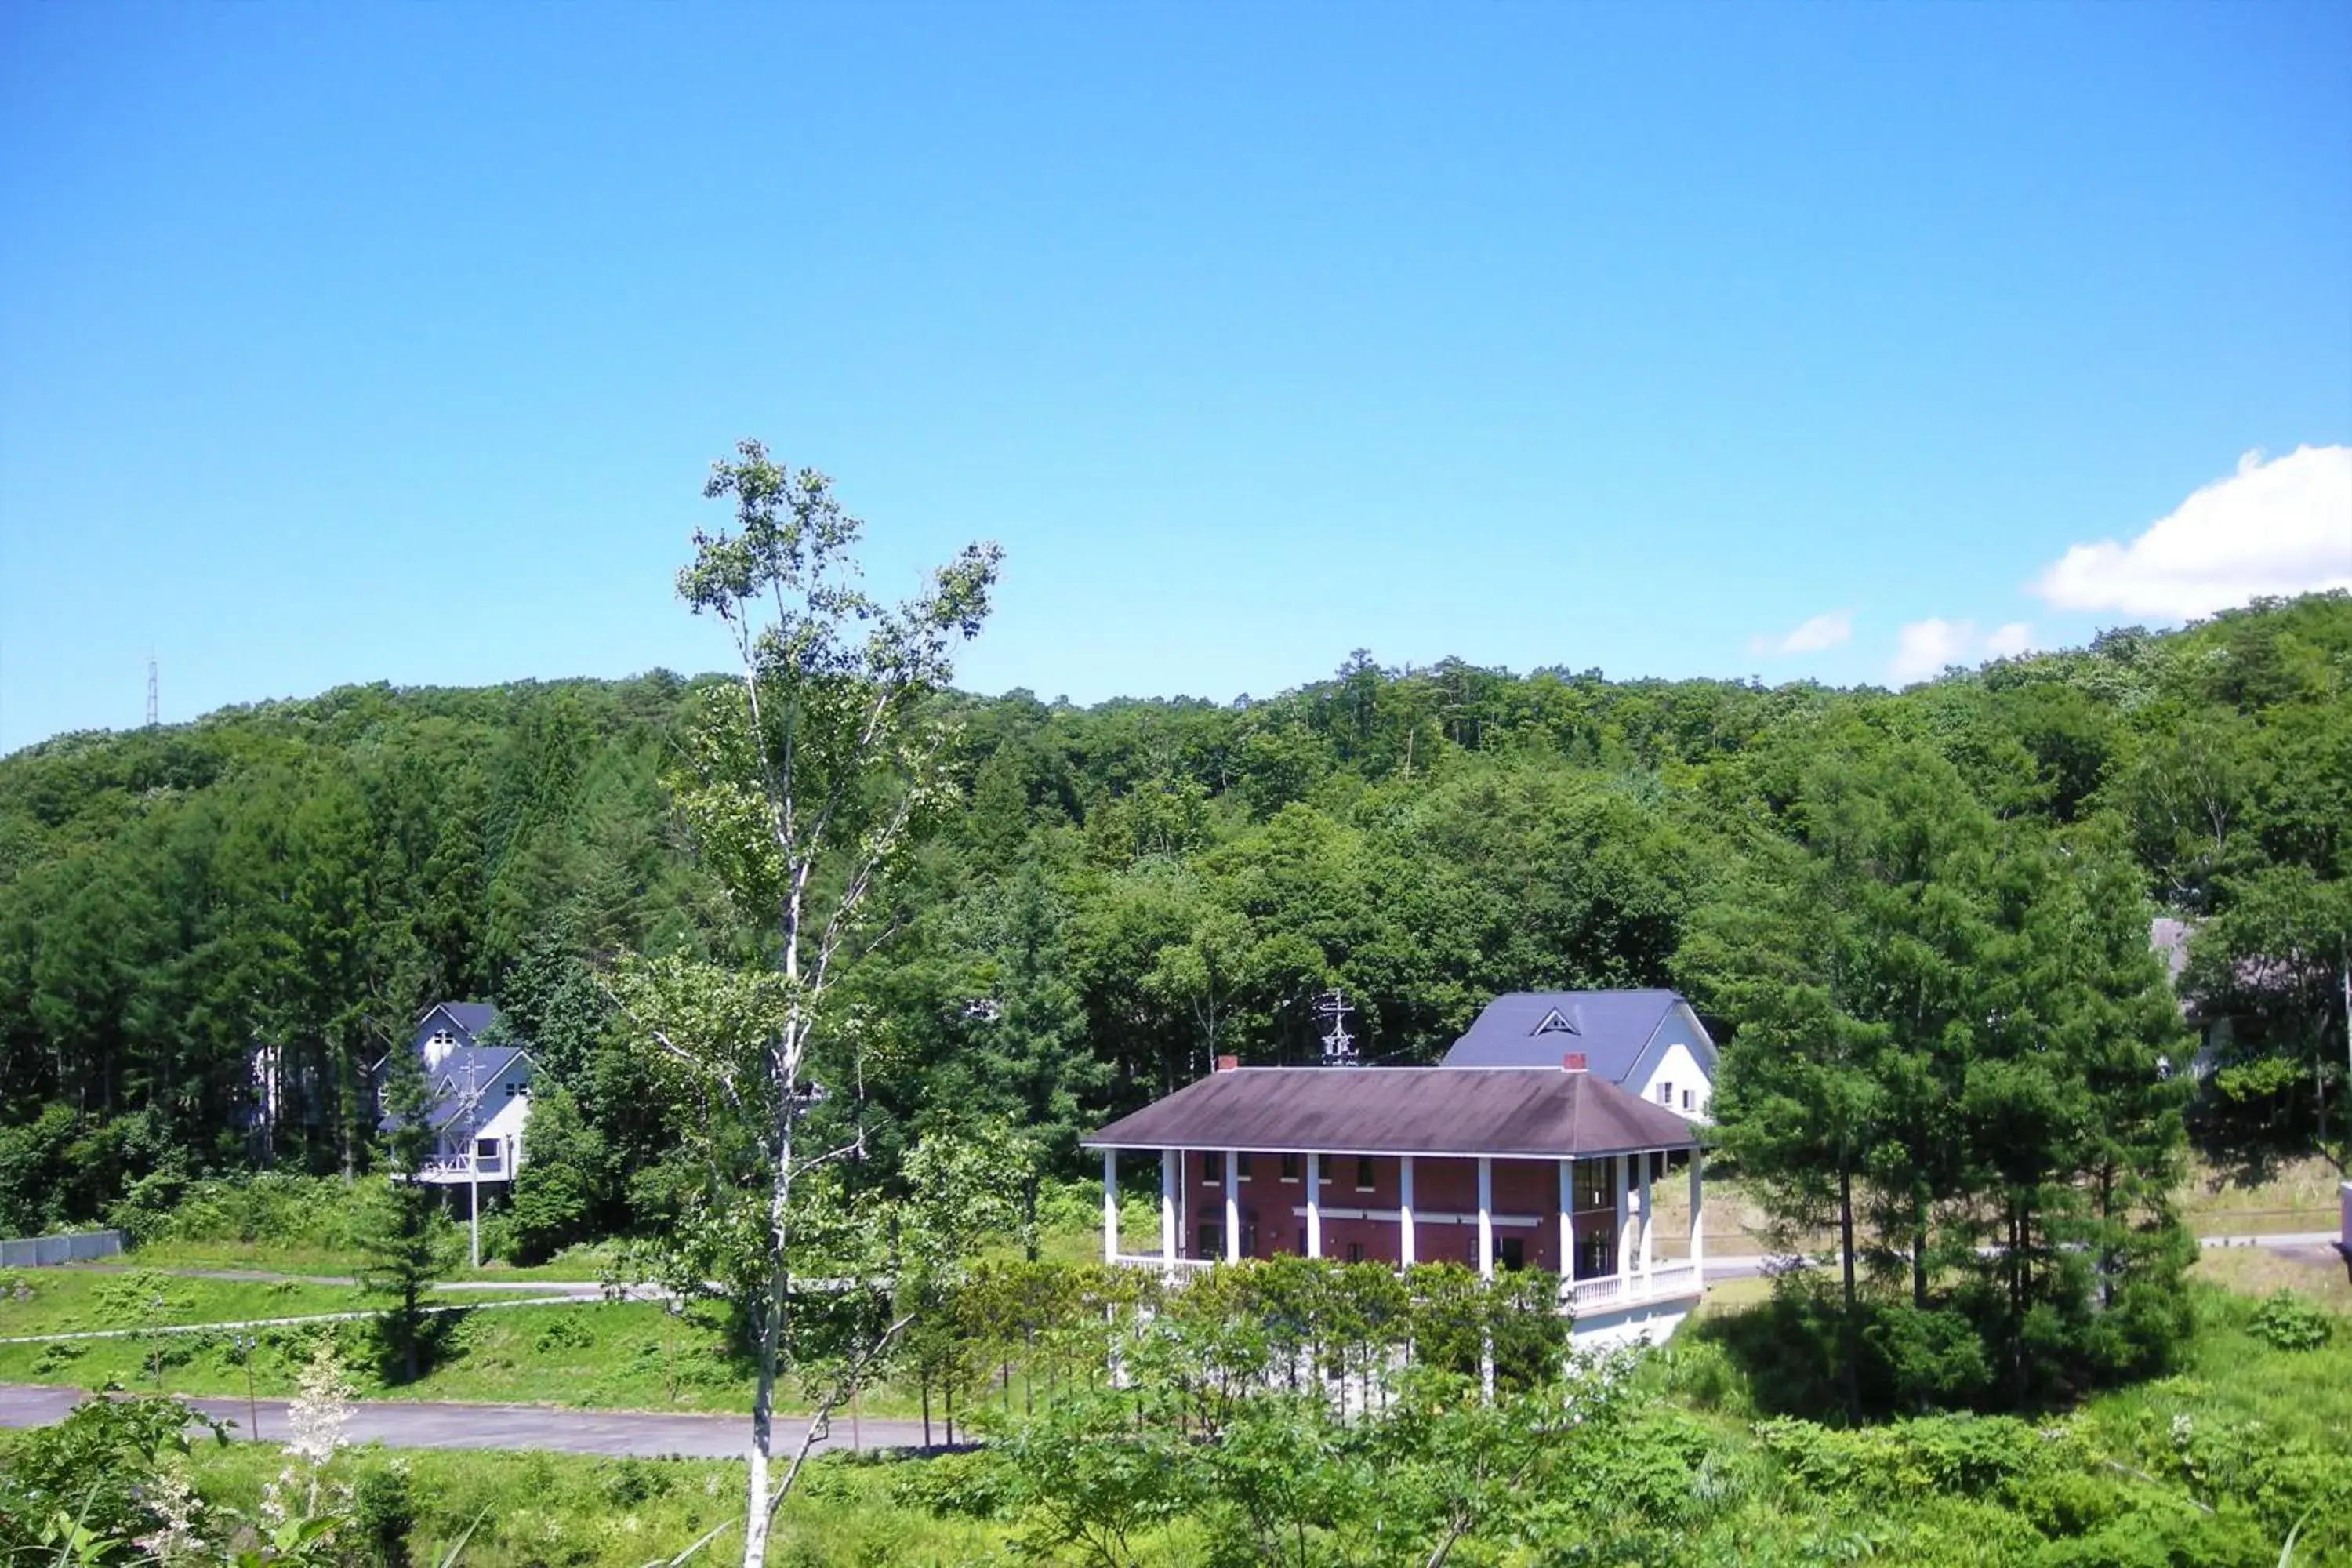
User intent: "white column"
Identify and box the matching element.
[1160,1149,1178,1270]
[1476,1156,1494,1280]
[1614,1155,1631,1282]
[1688,1146,1704,1276]
[1638,1152,1654,1283]
[1305,1153,1323,1258]
[1399,1156,1416,1267]
[1223,1151,1241,1263]
[1102,1149,1119,1265]
[1559,1157,1575,1291]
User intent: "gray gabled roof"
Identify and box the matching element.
[418,1000,497,1040]
[1439,990,1689,1078]
[382,1044,535,1136]
[1083,1067,1698,1160]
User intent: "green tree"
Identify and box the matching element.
[611,444,1007,1566]
[353,1039,459,1383]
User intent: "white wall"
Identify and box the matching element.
[1634,1041,1711,1122]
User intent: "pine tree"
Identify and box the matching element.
[354,1036,459,1383]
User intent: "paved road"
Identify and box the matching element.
[0,1384,924,1460]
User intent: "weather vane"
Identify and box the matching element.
[1312,988,1358,1065]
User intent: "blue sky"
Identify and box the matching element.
[4,2,2348,751]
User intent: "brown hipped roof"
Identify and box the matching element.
[1083,1067,1700,1160]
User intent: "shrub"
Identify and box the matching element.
[2247,1290,2332,1353]
[353,1459,419,1568]
[129,1172,361,1250]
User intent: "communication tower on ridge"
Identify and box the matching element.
[146,655,158,728]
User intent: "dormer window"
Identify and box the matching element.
[1532,1008,1578,1036]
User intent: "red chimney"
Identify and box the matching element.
[1215,1054,1240,1073]
[1562,1052,1588,1073]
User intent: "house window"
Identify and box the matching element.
[1682,1087,1693,1111]
[504,1080,528,1098]
[475,1137,502,1171]
[1345,1242,1363,1264]
[1236,1154,1252,1183]
[1203,1152,1223,1185]
[1355,1156,1377,1191]
[1576,1232,1616,1280]
[1296,1227,1308,1254]
[1279,1153,1301,1182]
[1573,1163,1611,1211]
[1657,1081,1673,1106]
[1499,1237,1525,1271]
[429,1029,454,1047]
[1198,1221,1223,1257]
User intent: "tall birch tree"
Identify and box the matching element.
[615,442,1004,1568]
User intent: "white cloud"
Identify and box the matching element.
[1889,618,2042,682]
[2032,445,2352,619]
[1748,609,1854,658]
[1984,622,2034,659]
[1891,618,1977,683]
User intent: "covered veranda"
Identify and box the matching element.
[1083,1058,1706,1319]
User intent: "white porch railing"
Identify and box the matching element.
[417,1153,503,1179]
[1563,1261,1701,1313]
[1107,1253,1704,1314]
[1109,1252,1214,1275]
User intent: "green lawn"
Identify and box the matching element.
[118,1236,622,1282]
[0,1268,379,1340]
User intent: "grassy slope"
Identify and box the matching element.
[7,1172,2341,1419]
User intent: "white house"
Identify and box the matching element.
[380,1001,538,1190]
[1439,990,1719,1121]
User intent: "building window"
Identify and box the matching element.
[1236,1153,1252,1183]
[1574,1163,1611,1210]
[1203,1152,1223,1184]
[1682,1087,1693,1111]
[1576,1232,1617,1280]
[1279,1153,1301,1182]
[1198,1221,1223,1257]
[1296,1227,1307,1254]
[1345,1242,1363,1264]
[1500,1237,1525,1271]
[1355,1156,1377,1190]
[1656,1080,1673,1106]
[504,1081,528,1098]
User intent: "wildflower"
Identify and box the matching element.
[285,1342,355,1469]
[134,1465,207,1563]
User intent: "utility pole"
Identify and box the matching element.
[231,1334,259,1439]
[465,1055,481,1271]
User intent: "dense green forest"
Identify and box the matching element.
[2,593,2347,1247]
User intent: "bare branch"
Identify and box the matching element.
[766,1310,919,1519]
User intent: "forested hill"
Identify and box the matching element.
[2,593,2347,1234]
